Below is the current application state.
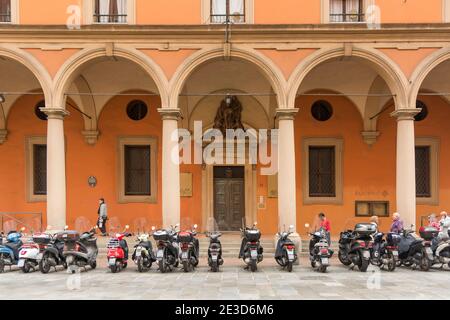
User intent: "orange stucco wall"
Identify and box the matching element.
[15,0,446,25]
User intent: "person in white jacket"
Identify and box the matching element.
[97,198,108,236]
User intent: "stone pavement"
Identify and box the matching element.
[0,257,449,300]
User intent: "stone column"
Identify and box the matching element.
[158,108,182,228]
[41,107,69,231]
[275,108,301,259]
[391,108,420,228]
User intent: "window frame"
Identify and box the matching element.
[117,136,157,203]
[83,0,135,25]
[0,0,18,24]
[302,137,343,205]
[202,0,253,24]
[308,146,336,197]
[322,0,367,23]
[26,136,47,203]
[415,137,439,205]
[355,201,389,217]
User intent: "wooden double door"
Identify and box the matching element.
[213,166,245,231]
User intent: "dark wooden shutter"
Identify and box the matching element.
[124,145,151,196]
[33,144,47,195]
[415,146,431,197]
[309,146,336,197]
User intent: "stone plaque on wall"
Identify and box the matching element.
[180,172,193,197]
[267,174,278,198]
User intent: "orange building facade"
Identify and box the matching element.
[1,0,450,236]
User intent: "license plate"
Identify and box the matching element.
[211,254,218,261]
[250,249,257,259]
[18,259,25,267]
[182,251,188,259]
[135,250,141,257]
[426,247,433,259]
[392,250,399,257]
[109,258,116,265]
[287,249,295,261]
[321,257,329,265]
[362,251,370,259]
[157,250,164,259]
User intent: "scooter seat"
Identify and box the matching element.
[136,241,152,249]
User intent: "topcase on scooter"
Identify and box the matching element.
[419,226,439,241]
[32,233,52,245]
[245,229,261,242]
[354,223,377,236]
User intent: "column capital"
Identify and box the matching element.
[158,108,183,121]
[0,129,7,144]
[275,108,299,121]
[390,108,421,121]
[40,107,69,120]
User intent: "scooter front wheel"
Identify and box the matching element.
[39,254,52,274]
[21,261,31,273]
[0,256,5,273]
[338,250,352,266]
[89,261,97,270]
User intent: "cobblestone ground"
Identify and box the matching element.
[0,257,449,300]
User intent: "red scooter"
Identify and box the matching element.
[107,226,131,273]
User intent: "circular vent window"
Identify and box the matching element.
[127,100,148,121]
[415,100,428,122]
[311,100,333,122]
[34,100,47,121]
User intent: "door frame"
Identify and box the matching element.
[202,163,257,232]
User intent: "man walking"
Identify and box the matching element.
[97,198,108,236]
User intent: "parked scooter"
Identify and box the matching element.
[62,227,98,273]
[397,225,429,271]
[153,225,179,273]
[107,225,132,273]
[178,224,199,272]
[39,232,67,273]
[338,223,376,272]
[207,231,223,272]
[18,233,51,273]
[428,218,450,268]
[132,233,156,272]
[275,225,298,272]
[239,223,263,272]
[418,226,438,271]
[371,232,401,271]
[306,225,333,273]
[0,229,25,273]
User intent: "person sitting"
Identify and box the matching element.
[390,212,404,234]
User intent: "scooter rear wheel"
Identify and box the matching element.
[358,257,369,272]
[39,254,52,274]
[338,251,352,266]
[0,256,5,273]
[385,253,396,272]
[211,261,219,272]
[137,257,145,273]
[90,261,97,270]
[250,260,257,272]
[287,261,293,272]
[110,264,118,273]
[21,261,31,273]
[182,260,190,272]
[318,265,327,273]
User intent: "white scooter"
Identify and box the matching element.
[18,233,51,273]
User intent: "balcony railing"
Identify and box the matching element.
[93,14,127,24]
[330,13,365,23]
[211,14,245,24]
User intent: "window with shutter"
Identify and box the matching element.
[0,0,11,23]
[94,0,127,23]
[309,146,336,197]
[33,144,47,195]
[211,0,245,23]
[124,145,151,196]
[329,0,364,22]
[415,146,431,198]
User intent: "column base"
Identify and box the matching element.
[273,232,301,266]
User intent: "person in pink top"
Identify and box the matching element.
[428,213,441,230]
[318,212,331,244]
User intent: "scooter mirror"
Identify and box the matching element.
[304,223,310,228]
[254,222,258,226]
[64,225,69,230]
[125,225,130,230]
[289,225,295,231]
[194,224,198,229]
[151,226,156,231]
[20,227,26,232]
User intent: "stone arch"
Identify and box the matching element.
[52,46,169,110]
[169,46,287,110]
[0,47,52,142]
[410,46,450,108]
[287,46,409,110]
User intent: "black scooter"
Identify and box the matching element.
[338,223,376,272]
[39,232,67,273]
[153,225,179,273]
[275,226,297,272]
[62,228,98,273]
[132,233,156,272]
[371,232,401,271]
[239,223,263,272]
[308,227,333,273]
[207,232,223,272]
[397,226,429,271]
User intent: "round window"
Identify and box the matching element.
[34,100,47,121]
[311,100,333,121]
[415,100,428,122]
[126,100,148,121]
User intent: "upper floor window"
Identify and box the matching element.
[94,0,127,23]
[211,0,245,24]
[330,0,364,22]
[0,0,11,23]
